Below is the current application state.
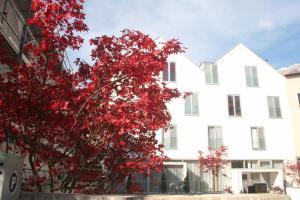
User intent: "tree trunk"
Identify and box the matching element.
[28,153,42,192]
[212,174,216,192]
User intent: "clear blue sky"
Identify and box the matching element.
[68,0,300,70]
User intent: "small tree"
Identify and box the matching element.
[183,172,190,193]
[160,171,167,194]
[198,145,228,192]
[286,161,300,187]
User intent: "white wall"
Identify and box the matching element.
[158,43,296,162]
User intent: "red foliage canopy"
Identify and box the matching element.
[0,0,184,194]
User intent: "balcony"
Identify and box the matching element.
[0,0,35,62]
[0,0,72,70]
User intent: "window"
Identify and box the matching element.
[260,161,271,168]
[272,160,283,169]
[228,95,241,116]
[245,66,259,87]
[245,160,258,169]
[205,63,219,84]
[163,62,176,82]
[231,160,244,168]
[162,125,177,149]
[251,127,265,150]
[267,96,282,118]
[298,93,300,105]
[208,126,223,150]
[184,93,199,115]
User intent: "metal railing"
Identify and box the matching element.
[0,0,73,70]
[0,0,36,58]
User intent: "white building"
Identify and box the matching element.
[137,42,296,194]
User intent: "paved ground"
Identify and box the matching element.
[20,193,290,200]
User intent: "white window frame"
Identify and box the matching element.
[162,125,177,150]
[227,95,242,117]
[162,62,176,82]
[184,93,199,116]
[208,126,223,150]
[267,96,282,118]
[251,127,266,150]
[245,66,259,87]
[205,63,219,85]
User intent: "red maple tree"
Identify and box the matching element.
[286,161,300,186]
[198,146,228,192]
[0,0,184,194]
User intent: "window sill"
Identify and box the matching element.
[252,148,266,151]
[206,83,219,86]
[163,81,177,83]
[228,115,242,118]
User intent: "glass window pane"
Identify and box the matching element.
[205,64,212,84]
[235,96,241,116]
[251,67,259,87]
[163,62,169,81]
[228,96,234,116]
[163,130,170,149]
[192,94,199,115]
[170,126,177,149]
[274,97,281,118]
[245,66,252,87]
[212,64,219,84]
[208,127,216,149]
[170,62,176,81]
[216,127,223,148]
[185,96,191,115]
[251,128,259,149]
[258,128,265,149]
[267,97,275,118]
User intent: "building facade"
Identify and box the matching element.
[280,64,300,161]
[135,43,296,194]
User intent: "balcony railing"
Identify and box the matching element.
[0,0,36,60]
[0,0,73,70]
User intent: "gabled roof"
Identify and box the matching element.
[215,43,283,76]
